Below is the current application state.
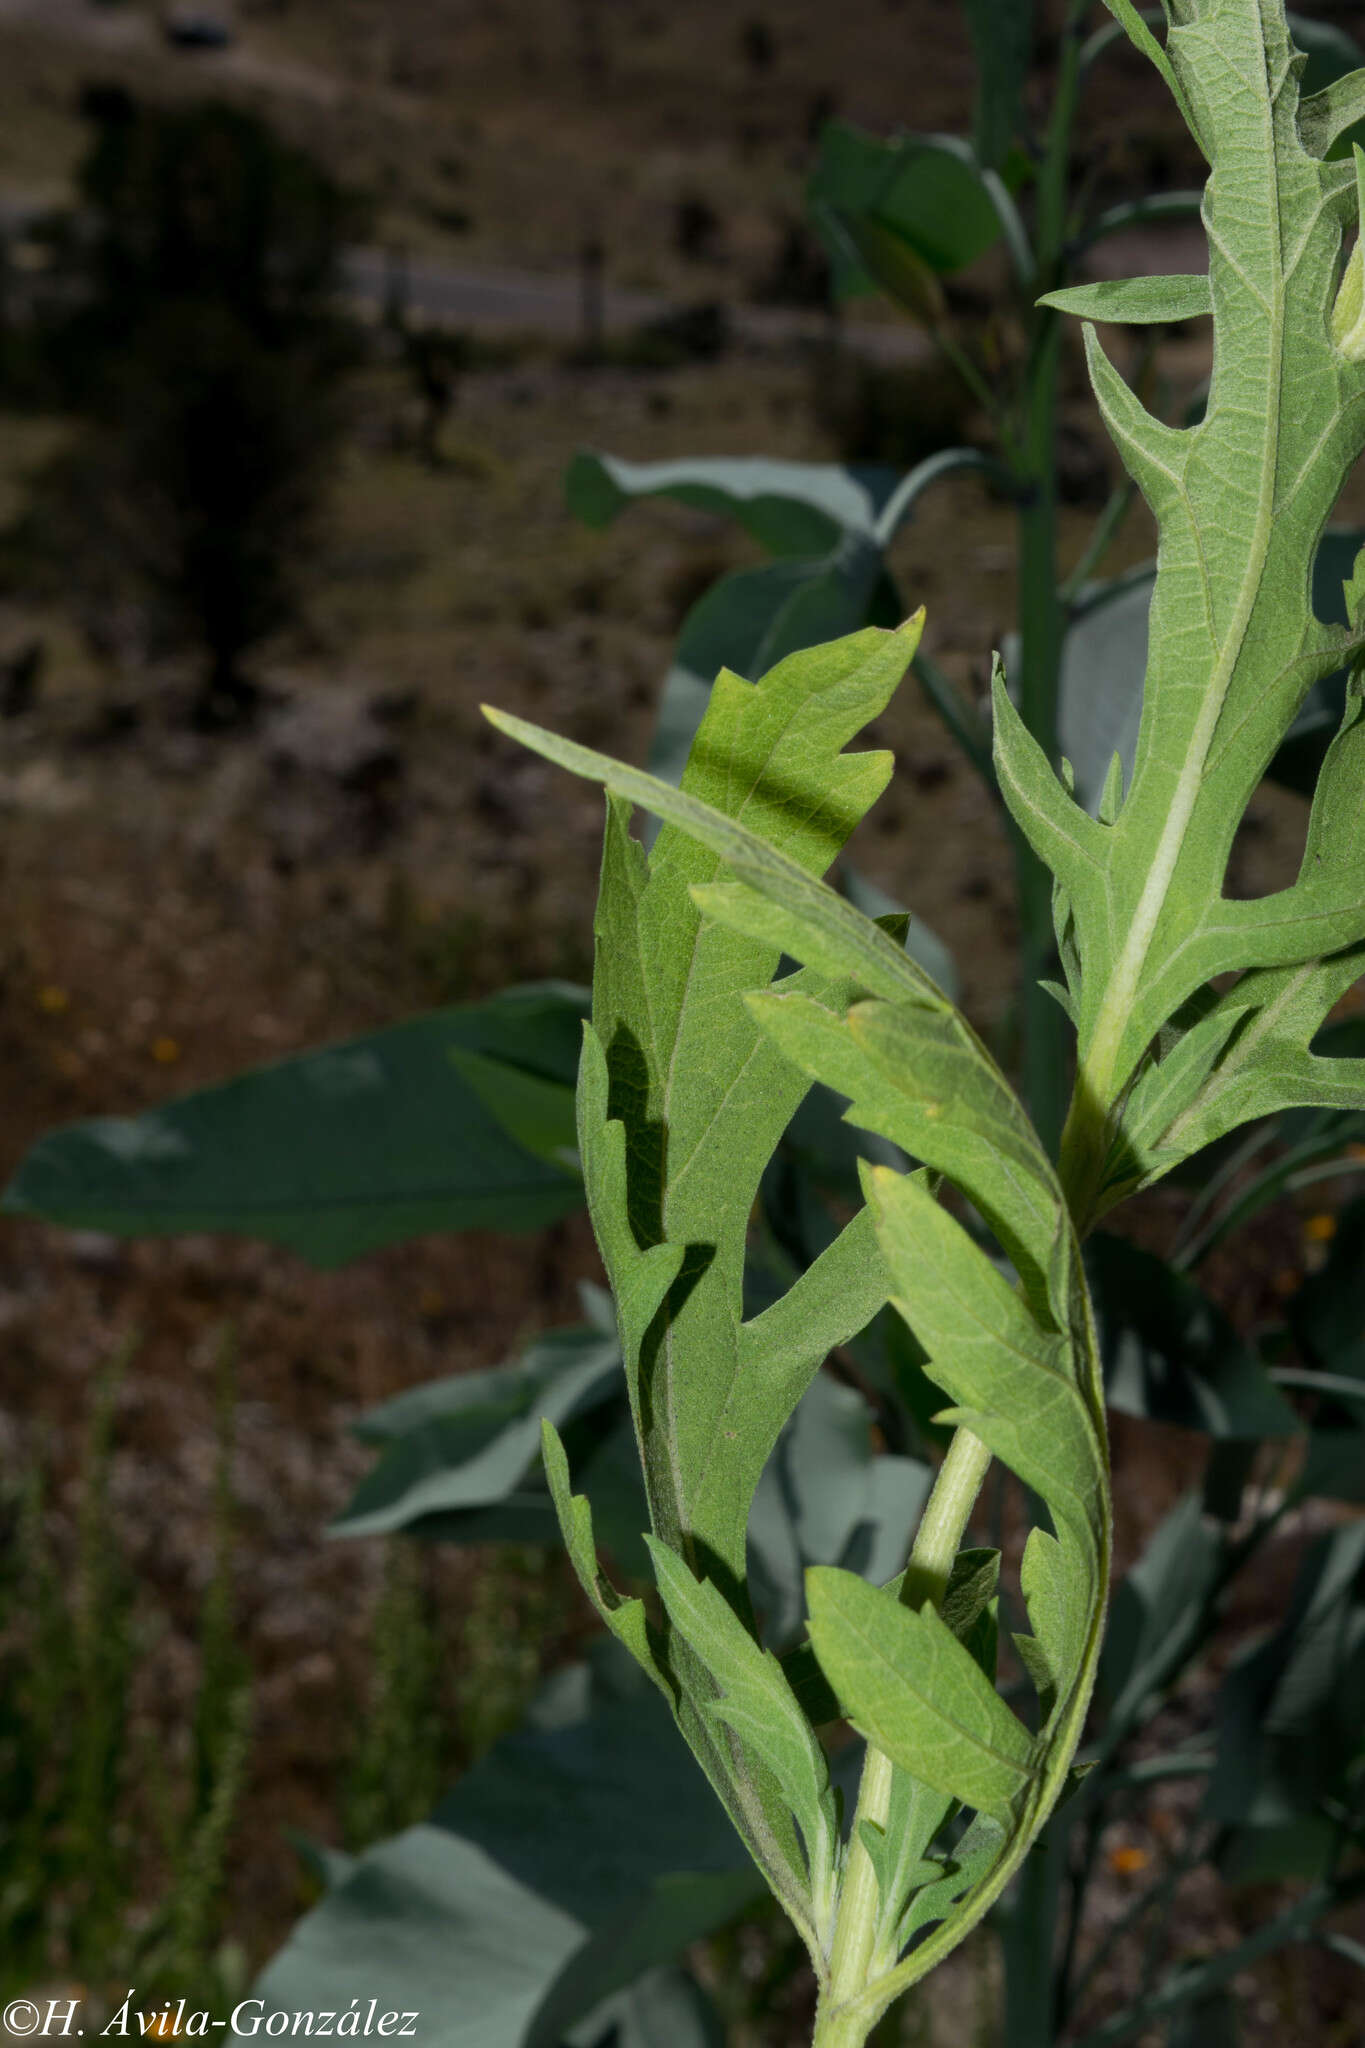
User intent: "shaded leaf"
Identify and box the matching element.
[1088,1233,1300,1438]
[255,1652,761,2048]
[961,0,1033,171]
[330,1322,622,1540]
[1,984,588,1262]
[808,122,1005,294]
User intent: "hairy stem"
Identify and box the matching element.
[813,1427,993,2048]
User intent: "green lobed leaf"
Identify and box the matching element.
[494,625,946,1952]
[564,448,998,795]
[746,993,1061,1318]
[647,1539,840,1935]
[806,1567,1033,1823]
[1023,5,1365,1224]
[646,547,899,790]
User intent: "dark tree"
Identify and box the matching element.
[71,96,356,360]
[36,96,362,723]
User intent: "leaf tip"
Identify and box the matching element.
[897,606,927,657]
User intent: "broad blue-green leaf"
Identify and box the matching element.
[746,1371,933,1652]
[648,545,898,789]
[255,1650,761,2048]
[564,451,899,554]
[1,984,588,1263]
[330,1321,622,1539]
[563,1969,725,2048]
[808,122,1006,294]
[566,449,997,792]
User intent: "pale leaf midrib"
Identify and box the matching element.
[1083,83,1286,1109]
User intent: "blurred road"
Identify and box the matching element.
[0,0,342,103]
[342,247,924,360]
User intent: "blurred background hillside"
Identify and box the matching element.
[0,0,1361,2036]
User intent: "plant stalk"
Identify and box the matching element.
[1005,1,1089,1156]
[812,1427,994,2048]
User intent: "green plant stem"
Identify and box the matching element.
[1057,477,1137,606]
[1011,330,1068,1153]
[1005,1,1089,1155]
[813,1427,993,2048]
[912,651,997,796]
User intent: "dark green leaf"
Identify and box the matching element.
[1095,1494,1220,1751]
[564,451,897,552]
[961,0,1033,171]
[1088,1233,1300,1438]
[806,1567,1034,1823]
[808,123,1004,290]
[1208,1524,1365,1880]
[1,983,588,1263]
[648,545,897,788]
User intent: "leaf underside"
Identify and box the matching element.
[483,0,1365,2024]
[1011,3,1365,1221]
